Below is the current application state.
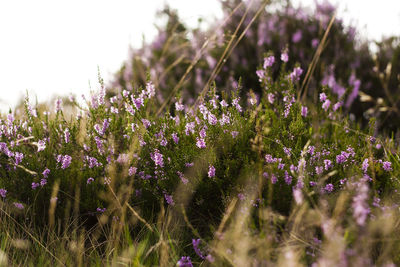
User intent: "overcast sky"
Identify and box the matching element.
[0,0,399,113]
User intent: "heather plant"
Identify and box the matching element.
[111,0,400,135]
[1,45,400,265]
[1,1,400,266]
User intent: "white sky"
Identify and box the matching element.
[0,0,399,113]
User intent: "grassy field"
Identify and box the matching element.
[1,1,400,266]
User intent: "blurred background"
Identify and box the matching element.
[0,0,399,113]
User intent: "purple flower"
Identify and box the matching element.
[290,164,298,172]
[210,97,219,109]
[231,131,239,138]
[195,117,203,127]
[98,88,105,105]
[284,104,292,118]
[333,101,342,111]
[87,177,94,184]
[324,183,334,193]
[382,161,392,171]
[347,146,355,157]
[301,106,308,117]
[324,159,332,170]
[364,174,372,182]
[362,158,369,173]
[220,113,230,125]
[97,207,106,213]
[83,144,90,151]
[292,30,302,43]
[283,103,292,118]
[64,128,70,143]
[192,239,205,259]
[1,144,12,158]
[296,179,304,189]
[150,149,164,168]
[199,128,207,138]
[32,182,39,189]
[196,137,206,149]
[90,94,98,109]
[133,97,144,110]
[281,51,289,62]
[142,119,151,129]
[265,154,275,163]
[14,152,24,165]
[372,197,381,207]
[177,256,193,267]
[308,145,315,155]
[352,182,369,226]
[289,67,303,82]
[110,107,119,114]
[256,70,265,81]
[160,138,168,147]
[40,179,47,187]
[284,171,292,185]
[94,136,104,154]
[208,165,216,178]
[85,156,97,168]
[322,99,331,111]
[37,140,46,152]
[283,147,292,157]
[319,93,327,102]
[336,152,348,164]
[177,171,188,184]
[220,100,228,107]
[129,167,137,176]
[267,93,275,104]
[27,103,37,117]
[207,113,218,125]
[175,101,184,111]
[0,188,7,198]
[55,98,62,113]
[263,56,275,68]
[199,103,208,118]
[164,193,174,206]
[312,38,319,48]
[42,168,50,178]
[122,90,129,98]
[232,98,242,112]
[185,122,195,135]
[145,81,155,98]
[6,113,14,126]
[13,202,24,209]
[271,174,278,184]
[125,104,135,115]
[315,166,323,175]
[61,155,72,169]
[94,119,110,136]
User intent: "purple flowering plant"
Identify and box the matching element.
[0,1,399,265]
